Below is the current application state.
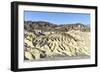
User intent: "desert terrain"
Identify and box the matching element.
[24,21,90,61]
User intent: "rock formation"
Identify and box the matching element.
[24,21,90,61]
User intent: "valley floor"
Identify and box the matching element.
[25,55,90,62]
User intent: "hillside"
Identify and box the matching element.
[24,21,90,61]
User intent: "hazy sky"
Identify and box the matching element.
[24,11,90,25]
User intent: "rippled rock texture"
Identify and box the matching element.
[24,21,90,61]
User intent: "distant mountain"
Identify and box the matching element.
[24,21,90,32]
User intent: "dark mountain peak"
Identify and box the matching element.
[25,21,56,26]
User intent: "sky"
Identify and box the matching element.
[24,11,90,25]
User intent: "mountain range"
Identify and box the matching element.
[24,21,90,32]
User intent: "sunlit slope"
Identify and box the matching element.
[24,30,90,60]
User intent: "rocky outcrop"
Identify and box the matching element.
[24,30,90,61]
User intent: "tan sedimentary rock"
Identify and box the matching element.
[24,30,90,60]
